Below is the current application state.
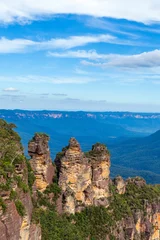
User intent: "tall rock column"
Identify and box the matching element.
[55,138,111,214]
[28,133,55,193]
[89,143,111,207]
[55,138,92,214]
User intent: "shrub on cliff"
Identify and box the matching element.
[0,197,6,213]
[15,200,25,217]
[0,119,23,173]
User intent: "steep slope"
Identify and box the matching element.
[110,129,160,182]
[0,119,41,240]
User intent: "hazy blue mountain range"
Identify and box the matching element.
[109,130,160,182]
[1,109,160,183]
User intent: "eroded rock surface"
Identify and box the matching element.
[55,138,110,214]
[28,133,55,192]
[113,176,126,194]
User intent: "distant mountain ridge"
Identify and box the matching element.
[109,129,160,183]
[1,109,160,133]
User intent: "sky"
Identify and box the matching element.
[1,0,160,112]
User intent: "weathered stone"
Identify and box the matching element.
[113,176,126,194]
[28,133,55,193]
[55,139,110,214]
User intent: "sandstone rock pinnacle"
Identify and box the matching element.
[28,133,55,193]
[55,138,111,214]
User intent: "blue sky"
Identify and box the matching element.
[1,1,160,112]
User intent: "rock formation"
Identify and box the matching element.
[28,133,55,193]
[109,178,160,240]
[113,175,126,194]
[0,154,41,240]
[55,138,111,214]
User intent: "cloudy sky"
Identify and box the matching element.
[1,0,160,112]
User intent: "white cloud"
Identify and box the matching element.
[3,87,19,92]
[49,49,160,69]
[0,37,35,53]
[80,49,160,69]
[0,75,96,84]
[42,34,115,49]
[0,34,115,53]
[48,50,111,59]
[1,0,160,24]
[84,17,139,38]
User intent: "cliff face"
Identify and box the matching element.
[108,178,160,240]
[28,134,55,193]
[55,138,111,214]
[0,120,41,240]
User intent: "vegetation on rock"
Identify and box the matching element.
[15,200,25,217]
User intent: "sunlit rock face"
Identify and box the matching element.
[28,133,55,193]
[55,138,110,214]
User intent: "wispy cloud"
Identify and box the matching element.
[80,49,160,69]
[48,49,160,69]
[3,87,19,92]
[0,34,115,53]
[1,33,158,54]
[52,93,68,97]
[0,37,35,53]
[84,17,160,36]
[1,0,160,24]
[48,50,111,59]
[84,17,139,38]
[0,75,95,84]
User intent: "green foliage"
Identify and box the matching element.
[71,206,114,240]
[10,190,18,200]
[35,206,115,240]
[0,119,24,179]
[26,159,35,191]
[0,178,12,191]
[15,176,29,193]
[109,181,160,222]
[28,172,35,190]
[14,155,25,165]
[38,210,85,240]
[36,191,55,210]
[0,197,6,213]
[15,200,25,217]
[34,181,160,240]
[44,183,61,201]
[124,183,160,211]
[85,142,110,158]
[56,151,65,159]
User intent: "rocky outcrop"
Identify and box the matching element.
[55,138,110,214]
[113,176,126,194]
[0,161,41,240]
[0,120,42,240]
[28,133,55,193]
[108,202,160,240]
